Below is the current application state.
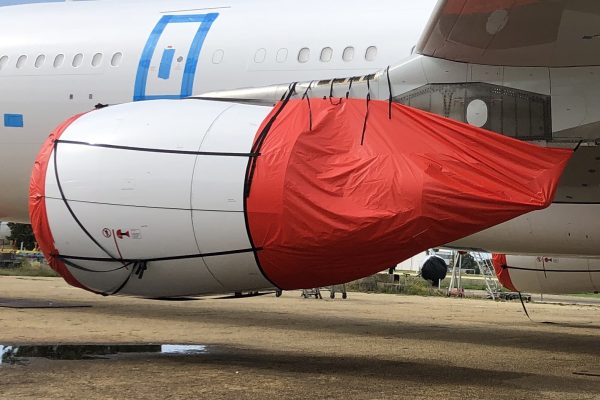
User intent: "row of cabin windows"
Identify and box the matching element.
[0,52,123,71]
[298,46,378,63]
[2,46,376,69]
[239,46,378,65]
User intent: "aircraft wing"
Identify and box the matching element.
[416,0,600,67]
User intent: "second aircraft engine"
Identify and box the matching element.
[492,254,600,294]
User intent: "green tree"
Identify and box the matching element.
[7,223,37,250]
[461,253,480,274]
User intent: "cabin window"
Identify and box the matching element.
[212,49,224,64]
[365,46,377,62]
[298,48,310,63]
[110,52,122,67]
[72,53,83,68]
[320,47,333,62]
[91,53,103,67]
[276,48,288,63]
[342,47,354,62]
[16,55,27,69]
[254,48,266,63]
[34,54,45,68]
[53,54,65,68]
[0,56,8,70]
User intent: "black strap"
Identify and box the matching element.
[346,79,354,99]
[518,292,532,321]
[328,80,342,105]
[58,247,260,264]
[52,135,266,296]
[56,140,258,158]
[61,258,131,274]
[302,82,313,131]
[386,66,393,119]
[503,265,600,273]
[53,141,121,264]
[360,79,371,146]
[108,265,138,296]
[245,82,297,198]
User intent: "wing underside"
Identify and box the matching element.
[417,0,600,67]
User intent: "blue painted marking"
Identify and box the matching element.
[158,48,175,80]
[4,114,23,128]
[134,13,219,101]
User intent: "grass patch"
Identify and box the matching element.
[346,273,495,296]
[572,293,600,298]
[0,260,58,277]
[346,274,446,296]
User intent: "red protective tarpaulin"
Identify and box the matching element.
[29,113,91,292]
[247,98,572,289]
[492,254,517,291]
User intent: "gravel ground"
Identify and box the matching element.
[0,276,598,399]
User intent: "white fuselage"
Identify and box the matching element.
[1,0,600,262]
[0,0,437,222]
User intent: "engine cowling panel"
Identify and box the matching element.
[30,100,275,297]
[493,254,600,294]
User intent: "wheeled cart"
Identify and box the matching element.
[301,284,347,299]
[301,288,322,299]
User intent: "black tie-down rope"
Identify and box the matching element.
[51,139,263,296]
[302,81,314,131]
[386,66,393,120]
[244,82,298,198]
[500,264,600,322]
[346,79,354,99]
[328,80,342,105]
[518,292,532,321]
[360,79,372,146]
[503,265,600,273]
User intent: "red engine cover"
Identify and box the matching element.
[247,98,572,289]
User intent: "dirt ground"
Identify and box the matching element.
[0,276,598,399]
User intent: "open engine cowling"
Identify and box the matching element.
[30,97,571,298]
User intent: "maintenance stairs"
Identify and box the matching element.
[448,251,500,300]
[471,252,501,300]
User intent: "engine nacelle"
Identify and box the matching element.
[420,255,448,287]
[29,97,570,298]
[30,99,275,297]
[492,254,600,294]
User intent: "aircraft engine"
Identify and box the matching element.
[492,254,600,294]
[420,256,447,287]
[29,97,570,298]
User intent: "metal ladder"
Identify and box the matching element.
[447,252,465,297]
[471,252,500,300]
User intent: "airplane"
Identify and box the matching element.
[2,0,600,297]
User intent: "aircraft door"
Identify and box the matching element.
[134,14,218,101]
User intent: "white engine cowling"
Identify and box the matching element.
[493,254,600,294]
[32,99,275,297]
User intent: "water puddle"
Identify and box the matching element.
[0,344,207,365]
